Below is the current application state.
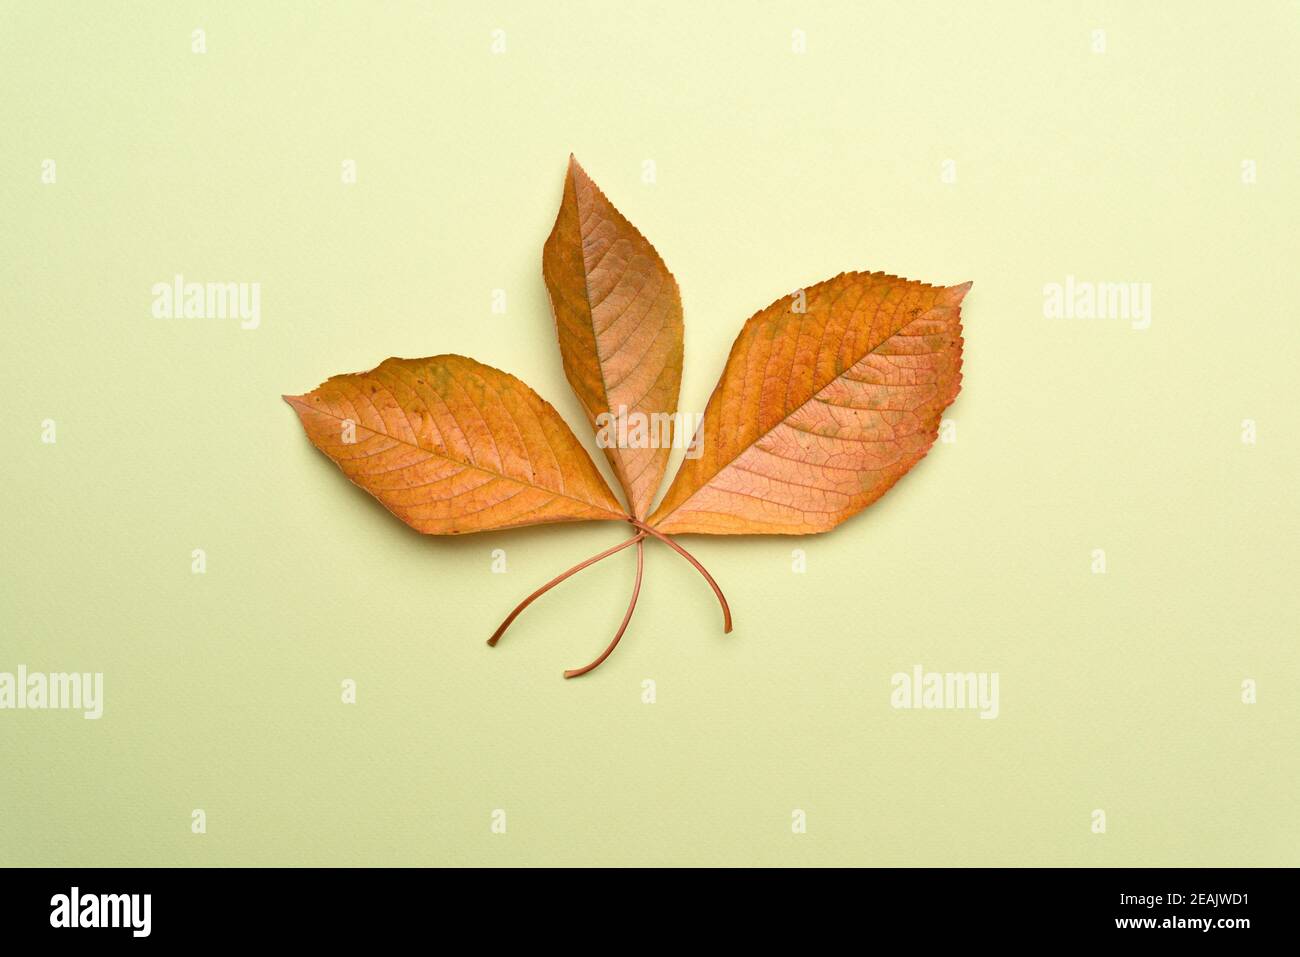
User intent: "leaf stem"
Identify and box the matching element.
[563,538,644,679]
[487,531,646,646]
[626,518,732,633]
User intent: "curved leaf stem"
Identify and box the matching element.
[563,538,644,679]
[625,518,732,633]
[487,531,646,646]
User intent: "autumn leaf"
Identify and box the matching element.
[283,355,625,533]
[285,157,970,677]
[543,155,684,519]
[649,273,968,535]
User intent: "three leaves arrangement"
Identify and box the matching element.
[285,157,970,678]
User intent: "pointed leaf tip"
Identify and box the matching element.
[543,158,684,519]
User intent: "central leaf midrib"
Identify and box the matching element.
[299,402,623,517]
[652,293,924,525]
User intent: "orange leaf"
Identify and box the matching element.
[285,355,625,534]
[543,156,684,519]
[648,273,968,535]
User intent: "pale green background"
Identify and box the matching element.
[2,1,1296,867]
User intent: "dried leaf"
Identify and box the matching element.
[284,355,624,534]
[543,156,684,518]
[648,273,968,535]
[284,160,973,677]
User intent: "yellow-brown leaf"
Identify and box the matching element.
[543,156,684,519]
[648,273,968,535]
[285,355,625,534]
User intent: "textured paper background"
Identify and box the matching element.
[2,1,1297,866]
